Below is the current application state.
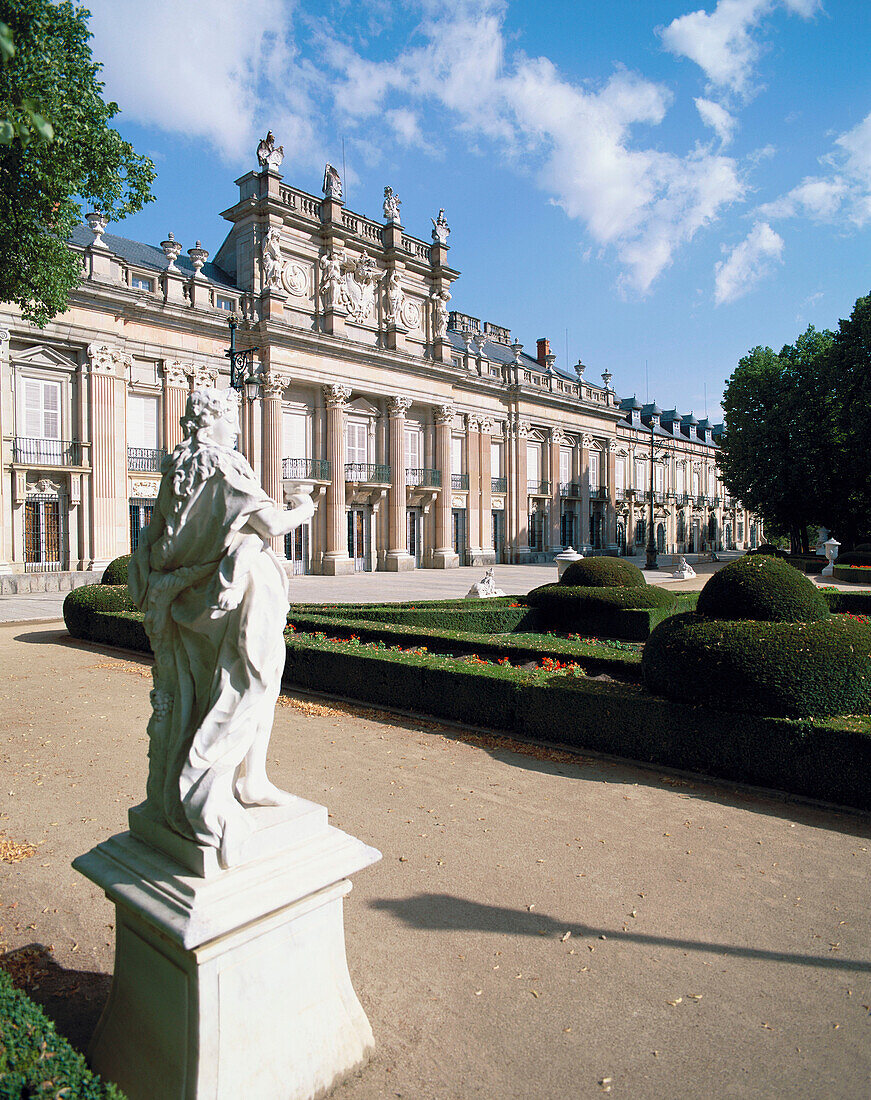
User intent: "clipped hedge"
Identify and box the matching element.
[62,598,871,810]
[100,554,132,586]
[833,564,871,584]
[62,585,141,644]
[785,554,827,575]
[294,603,540,633]
[642,611,871,718]
[697,554,830,623]
[838,551,871,566]
[525,583,678,640]
[0,968,125,1098]
[822,589,871,615]
[560,557,646,588]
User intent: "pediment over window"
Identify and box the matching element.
[13,344,79,373]
[346,396,379,418]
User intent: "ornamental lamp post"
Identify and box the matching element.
[225,315,261,401]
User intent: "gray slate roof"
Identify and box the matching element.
[69,225,237,289]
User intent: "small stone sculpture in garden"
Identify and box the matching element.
[671,556,696,579]
[129,388,314,867]
[466,567,505,599]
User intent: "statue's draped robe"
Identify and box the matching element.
[129,443,289,863]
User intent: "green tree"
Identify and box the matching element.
[718,328,834,554]
[0,0,155,325]
[823,293,871,546]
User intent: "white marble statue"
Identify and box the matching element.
[431,208,450,244]
[319,249,344,310]
[384,270,403,324]
[323,162,342,200]
[257,130,284,170]
[129,388,315,868]
[383,186,402,224]
[466,567,505,599]
[262,226,283,289]
[432,289,450,338]
[671,556,696,580]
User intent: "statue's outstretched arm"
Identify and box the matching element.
[247,493,315,540]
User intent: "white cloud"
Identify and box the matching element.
[714,220,784,303]
[695,97,737,144]
[757,111,871,227]
[660,0,820,97]
[385,108,427,149]
[86,0,322,166]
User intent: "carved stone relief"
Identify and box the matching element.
[323,383,352,408]
[400,298,421,330]
[88,343,132,374]
[163,360,190,388]
[261,226,284,291]
[342,251,378,322]
[384,271,404,325]
[282,262,309,297]
[131,479,160,499]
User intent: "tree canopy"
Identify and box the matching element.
[0,0,155,325]
[718,296,871,550]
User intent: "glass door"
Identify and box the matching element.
[347,508,369,571]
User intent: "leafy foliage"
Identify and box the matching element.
[696,554,830,623]
[100,553,132,586]
[525,583,678,639]
[642,611,871,718]
[0,0,155,323]
[559,557,647,588]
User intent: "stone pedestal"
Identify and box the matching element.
[74,801,381,1100]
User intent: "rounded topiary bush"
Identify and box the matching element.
[63,584,139,643]
[642,611,871,718]
[101,553,132,585]
[526,582,677,639]
[560,556,646,588]
[839,551,871,566]
[697,554,830,623]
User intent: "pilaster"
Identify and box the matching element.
[431,404,458,568]
[385,396,414,571]
[261,371,287,558]
[580,435,592,548]
[88,343,132,569]
[162,360,191,454]
[322,385,353,575]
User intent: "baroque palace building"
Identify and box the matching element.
[0,139,761,583]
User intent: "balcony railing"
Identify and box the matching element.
[128,447,166,472]
[451,473,469,491]
[344,462,391,484]
[711,495,721,506]
[615,487,626,502]
[591,487,609,500]
[527,479,550,496]
[406,467,441,488]
[491,477,507,494]
[695,495,707,507]
[282,457,331,481]
[559,482,582,498]
[13,437,83,467]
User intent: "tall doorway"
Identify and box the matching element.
[347,507,370,571]
[492,510,505,563]
[24,494,63,572]
[452,509,467,566]
[285,523,310,575]
[406,508,422,567]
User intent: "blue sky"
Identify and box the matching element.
[84,0,871,420]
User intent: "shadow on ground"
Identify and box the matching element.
[369,893,871,974]
[0,943,110,1053]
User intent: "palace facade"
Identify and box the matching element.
[0,145,761,583]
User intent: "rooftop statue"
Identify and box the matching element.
[323,162,343,200]
[383,186,402,224]
[431,208,450,244]
[129,388,314,867]
[256,130,284,170]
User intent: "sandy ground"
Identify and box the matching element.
[1,621,870,1099]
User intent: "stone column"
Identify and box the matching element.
[479,418,493,562]
[466,415,482,562]
[261,371,287,559]
[162,360,191,453]
[515,421,529,560]
[322,384,353,575]
[88,344,132,570]
[0,326,11,574]
[385,396,413,571]
[549,429,563,550]
[607,441,617,549]
[579,435,592,548]
[431,403,457,568]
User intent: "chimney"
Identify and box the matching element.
[536,337,550,366]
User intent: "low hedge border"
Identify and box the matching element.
[524,584,682,640]
[0,967,126,1098]
[833,564,871,584]
[62,596,871,811]
[289,603,541,633]
[822,589,871,615]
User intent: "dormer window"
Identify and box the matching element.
[131,274,154,292]
[216,296,235,312]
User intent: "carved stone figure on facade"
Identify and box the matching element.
[128,388,315,868]
[342,250,377,322]
[322,163,343,200]
[261,226,283,290]
[465,568,505,599]
[432,289,451,339]
[384,270,404,325]
[319,249,345,311]
[383,186,402,224]
[431,209,450,244]
[256,130,284,170]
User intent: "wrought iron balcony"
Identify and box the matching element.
[695,495,706,507]
[451,473,469,491]
[344,462,391,484]
[406,467,441,488]
[14,437,83,467]
[527,479,550,496]
[282,457,331,481]
[615,487,626,502]
[490,476,507,494]
[128,447,167,472]
[559,482,582,498]
[711,495,721,506]
[592,487,609,500]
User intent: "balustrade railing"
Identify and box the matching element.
[282,457,331,481]
[405,467,441,488]
[14,437,83,467]
[127,447,166,472]
[451,473,469,491]
[490,477,507,494]
[558,482,582,498]
[344,462,391,483]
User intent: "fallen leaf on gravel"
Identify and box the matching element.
[667,997,682,1006]
[530,990,540,998]
[688,993,703,1001]
[0,833,36,863]
[561,931,572,942]
[599,1077,612,1092]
